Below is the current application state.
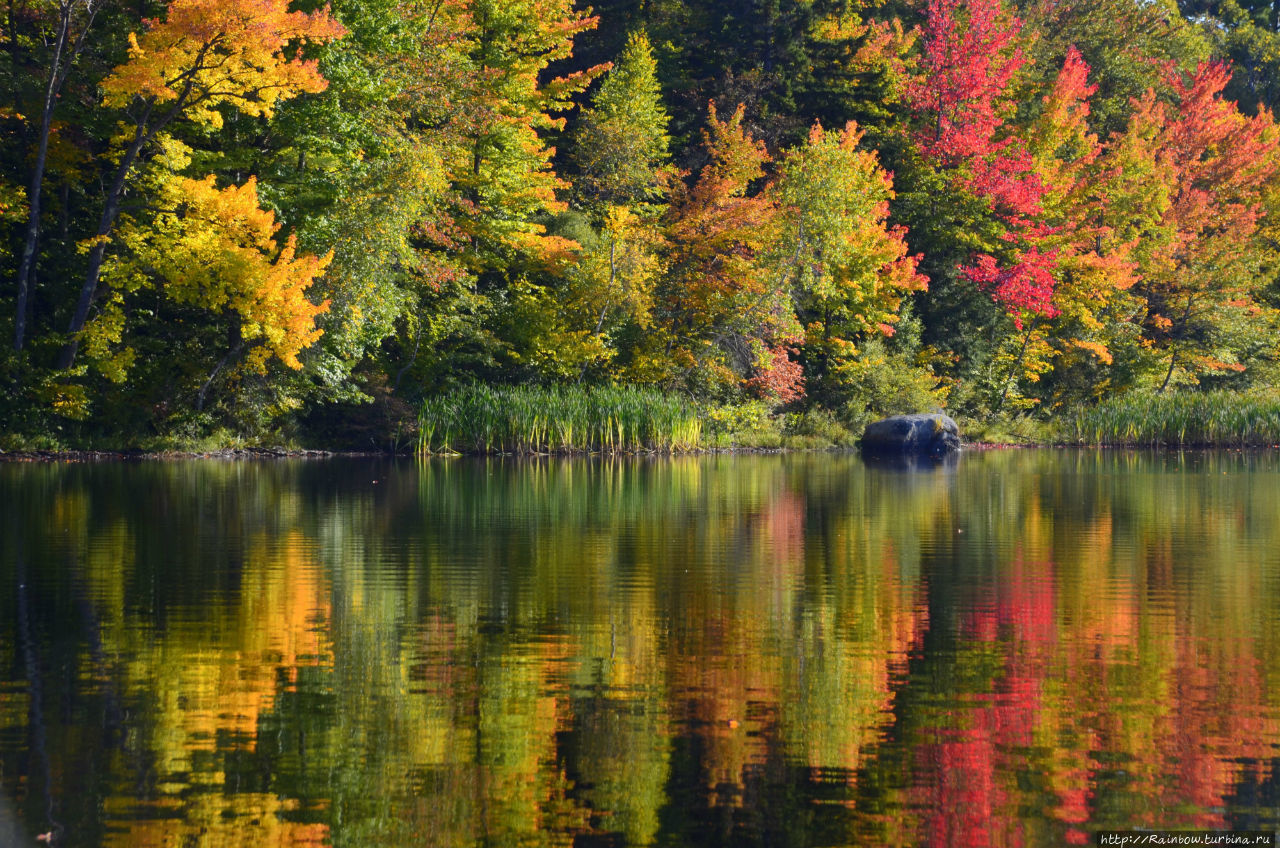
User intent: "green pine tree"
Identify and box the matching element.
[573,30,672,210]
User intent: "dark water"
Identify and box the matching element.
[1,450,1279,847]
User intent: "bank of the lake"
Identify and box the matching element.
[416,385,1280,455]
[5,387,1279,459]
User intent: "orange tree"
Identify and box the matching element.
[57,0,345,390]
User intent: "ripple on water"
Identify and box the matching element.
[1,451,1280,845]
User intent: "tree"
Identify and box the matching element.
[534,205,665,383]
[1124,62,1280,390]
[573,29,671,210]
[249,0,472,415]
[634,0,817,149]
[361,0,614,393]
[58,0,346,370]
[534,29,675,382]
[910,0,1056,327]
[98,171,331,403]
[1025,0,1209,136]
[658,103,787,398]
[899,0,1167,410]
[1177,0,1280,112]
[797,5,917,139]
[773,120,926,406]
[454,0,605,264]
[11,0,100,353]
[1024,46,1143,405]
[907,0,1026,167]
[903,0,1064,408]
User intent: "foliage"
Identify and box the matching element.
[831,335,949,434]
[573,29,672,209]
[774,119,926,406]
[452,0,606,262]
[700,398,785,448]
[98,0,345,124]
[659,102,784,400]
[1025,0,1209,136]
[59,0,346,388]
[1123,61,1280,391]
[3,0,1280,445]
[907,0,1059,330]
[107,174,331,374]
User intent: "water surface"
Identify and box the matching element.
[1,450,1279,846]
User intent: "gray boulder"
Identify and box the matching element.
[860,413,961,456]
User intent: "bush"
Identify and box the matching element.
[827,337,949,436]
[784,407,858,446]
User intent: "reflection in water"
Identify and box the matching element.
[1,451,1279,846]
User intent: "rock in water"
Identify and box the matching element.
[860,413,961,456]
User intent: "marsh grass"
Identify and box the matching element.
[418,384,702,455]
[1066,391,1280,447]
[958,413,1053,446]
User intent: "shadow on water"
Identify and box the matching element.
[15,557,60,846]
[859,450,962,474]
[0,782,23,847]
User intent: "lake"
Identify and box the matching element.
[1,450,1278,846]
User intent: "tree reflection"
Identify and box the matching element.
[0,452,1278,846]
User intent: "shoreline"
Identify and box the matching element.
[8,442,1266,463]
[0,444,1005,462]
[0,447,391,462]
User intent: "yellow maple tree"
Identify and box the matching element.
[111,171,331,372]
[62,0,345,371]
[100,0,345,126]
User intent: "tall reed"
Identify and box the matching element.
[1068,391,1280,447]
[418,384,702,455]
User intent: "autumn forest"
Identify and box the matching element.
[3,0,1280,447]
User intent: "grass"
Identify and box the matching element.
[957,413,1054,446]
[417,384,702,455]
[1065,390,1280,447]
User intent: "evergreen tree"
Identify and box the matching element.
[573,30,671,210]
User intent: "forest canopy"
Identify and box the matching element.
[3,0,1279,446]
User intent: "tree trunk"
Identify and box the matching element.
[197,329,243,412]
[594,236,617,335]
[996,319,1037,413]
[1157,296,1196,394]
[57,65,200,371]
[13,3,71,352]
[56,128,148,369]
[1158,351,1177,394]
[53,23,214,369]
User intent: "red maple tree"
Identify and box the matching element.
[907,0,1061,327]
